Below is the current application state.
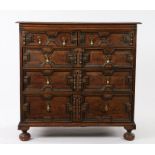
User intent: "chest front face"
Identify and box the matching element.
[19,22,137,126]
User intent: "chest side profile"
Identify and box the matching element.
[18,22,140,141]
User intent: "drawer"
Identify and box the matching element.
[81,70,132,92]
[22,47,78,68]
[22,31,77,47]
[23,70,73,92]
[79,31,135,47]
[83,48,134,68]
[22,94,132,123]
[23,96,72,122]
[82,94,132,122]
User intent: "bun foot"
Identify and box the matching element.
[124,132,135,141]
[19,131,31,141]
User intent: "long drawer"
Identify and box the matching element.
[22,47,135,69]
[22,93,133,123]
[23,69,133,93]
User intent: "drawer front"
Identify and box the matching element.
[22,94,132,123]
[20,24,136,125]
[79,31,135,47]
[83,48,134,68]
[22,47,134,69]
[82,94,132,122]
[72,70,132,92]
[22,31,77,47]
[23,96,72,122]
[23,70,73,92]
[23,47,78,68]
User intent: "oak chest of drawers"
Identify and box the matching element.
[18,22,140,141]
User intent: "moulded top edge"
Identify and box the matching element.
[16,21,142,24]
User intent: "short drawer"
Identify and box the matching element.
[22,31,77,47]
[79,30,135,47]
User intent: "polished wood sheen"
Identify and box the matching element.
[18,22,141,141]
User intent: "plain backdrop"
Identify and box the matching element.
[0,10,155,144]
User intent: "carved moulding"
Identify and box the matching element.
[67,70,89,91]
[67,95,88,122]
[122,32,134,46]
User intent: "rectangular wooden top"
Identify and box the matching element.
[16,21,142,25]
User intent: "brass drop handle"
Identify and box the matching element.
[106,59,110,63]
[46,101,51,112]
[105,105,108,112]
[46,77,50,85]
[62,39,66,46]
[106,80,110,84]
[106,79,110,85]
[90,39,94,46]
[38,38,42,45]
[44,54,50,63]
[47,104,50,112]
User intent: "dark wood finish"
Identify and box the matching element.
[19,131,31,141]
[18,22,140,141]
